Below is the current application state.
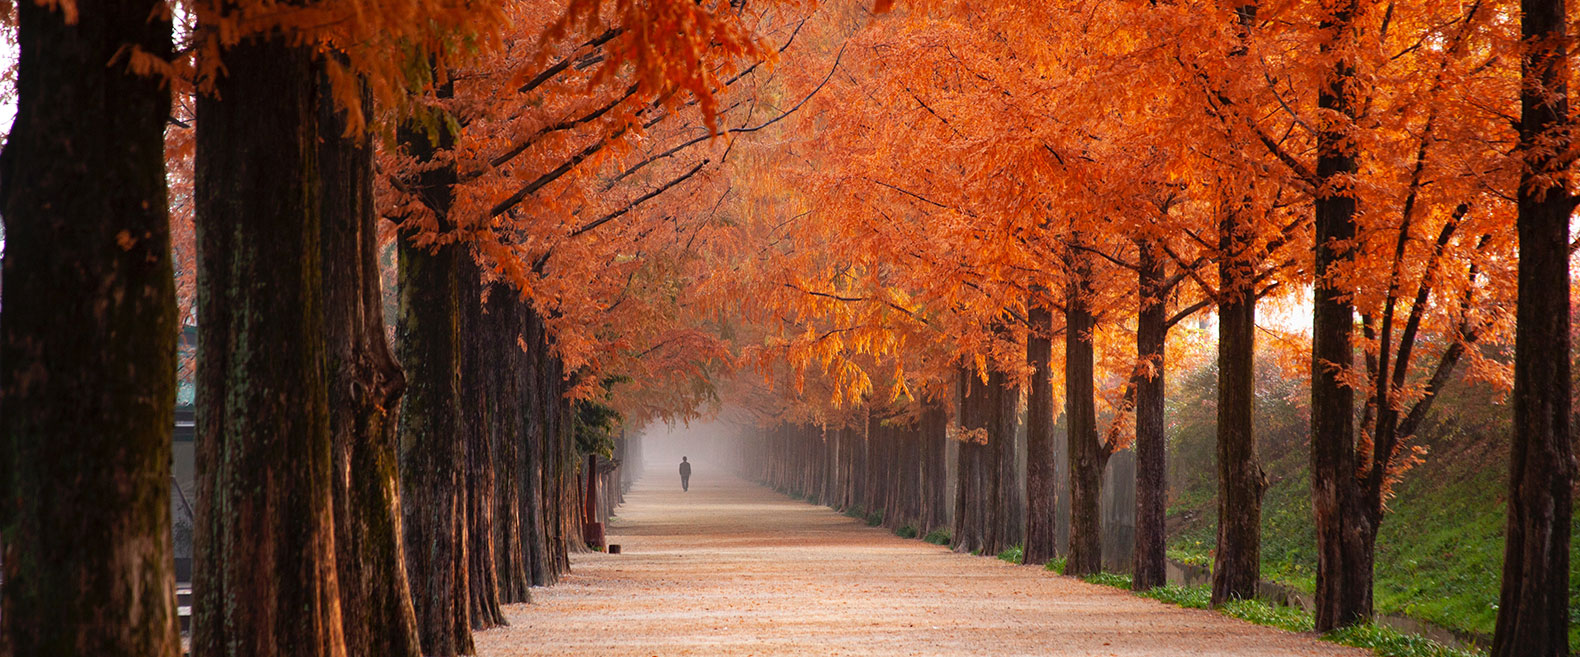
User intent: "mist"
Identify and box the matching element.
[634,417,754,480]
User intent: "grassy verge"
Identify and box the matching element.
[1062,578,1486,657]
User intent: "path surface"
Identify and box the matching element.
[476,469,1364,657]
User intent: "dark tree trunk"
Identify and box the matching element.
[0,1,179,654]
[1065,256,1104,577]
[192,38,345,657]
[920,403,950,535]
[523,308,551,587]
[395,88,475,655]
[1212,211,1264,605]
[992,363,1022,552]
[488,288,532,604]
[1025,298,1058,565]
[1493,0,1576,653]
[1132,244,1167,590]
[317,73,422,657]
[459,261,506,630]
[953,368,989,554]
[1311,0,1374,631]
[981,367,1010,556]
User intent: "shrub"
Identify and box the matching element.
[997,544,1024,564]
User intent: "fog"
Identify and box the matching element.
[634,417,754,479]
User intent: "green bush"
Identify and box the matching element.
[866,510,884,527]
[842,506,866,520]
[1044,557,1066,574]
[922,529,950,545]
[997,544,1024,564]
[895,524,919,539]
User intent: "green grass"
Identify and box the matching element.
[1166,546,1212,569]
[1326,623,1484,657]
[997,544,1024,565]
[1082,572,1133,590]
[865,510,884,527]
[894,524,919,539]
[1218,598,1313,633]
[922,529,950,545]
[1160,353,1576,649]
[1132,583,1481,657]
[842,505,866,520]
[1044,557,1066,574]
[1137,584,1211,609]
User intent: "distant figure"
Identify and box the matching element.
[679,457,692,492]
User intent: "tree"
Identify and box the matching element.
[394,80,476,655]
[0,1,180,655]
[192,33,345,657]
[1492,0,1575,653]
[317,72,422,657]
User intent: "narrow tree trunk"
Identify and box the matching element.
[0,1,179,653]
[488,288,531,604]
[1310,0,1374,632]
[1065,256,1104,577]
[317,72,422,657]
[920,403,949,535]
[981,368,1009,556]
[459,260,506,630]
[953,368,988,554]
[523,308,551,587]
[193,38,346,657]
[395,89,475,655]
[1212,230,1262,604]
[1132,244,1167,590]
[1025,298,1058,565]
[1493,0,1576,653]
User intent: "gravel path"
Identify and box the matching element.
[475,469,1366,657]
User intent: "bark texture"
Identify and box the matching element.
[1492,0,1576,653]
[1310,0,1374,632]
[396,92,475,656]
[1131,244,1167,591]
[1024,299,1058,566]
[193,37,346,657]
[1064,253,1104,577]
[0,2,179,654]
[1213,210,1263,605]
[317,73,422,657]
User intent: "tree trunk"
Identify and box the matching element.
[488,288,532,604]
[1025,296,1058,565]
[459,261,506,630]
[395,91,475,655]
[0,1,179,654]
[193,37,346,657]
[1212,210,1264,605]
[981,367,1010,556]
[1493,0,1576,653]
[1311,0,1373,631]
[318,72,422,657]
[1132,244,1167,590]
[953,368,988,554]
[920,403,949,535]
[1065,256,1104,577]
[523,307,551,587]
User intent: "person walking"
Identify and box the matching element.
[679,456,692,492]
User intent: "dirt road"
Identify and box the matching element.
[475,469,1364,656]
